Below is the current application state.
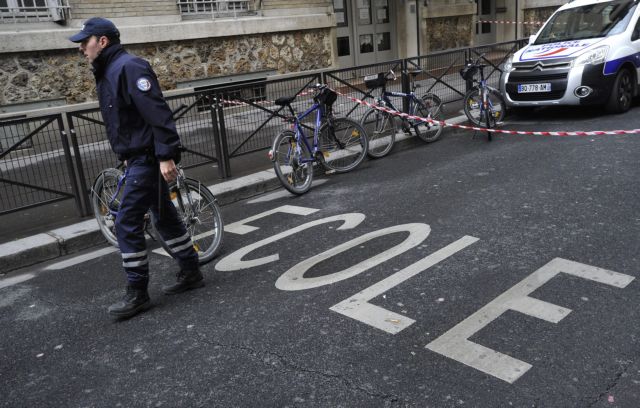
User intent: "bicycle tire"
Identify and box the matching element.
[361,108,396,158]
[272,129,314,195]
[90,168,123,247]
[318,117,368,173]
[154,178,224,265]
[463,87,506,127]
[485,107,493,142]
[412,93,444,143]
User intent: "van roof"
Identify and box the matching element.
[560,0,635,11]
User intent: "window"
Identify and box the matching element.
[334,0,347,27]
[377,32,390,51]
[357,0,371,25]
[177,0,253,18]
[375,0,389,24]
[337,36,350,56]
[0,0,69,23]
[360,34,373,53]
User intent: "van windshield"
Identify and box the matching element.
[534,0,638,44]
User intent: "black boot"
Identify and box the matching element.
[108,285,151,318]
[162,268,204,295]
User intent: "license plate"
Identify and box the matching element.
[518,83,551,93]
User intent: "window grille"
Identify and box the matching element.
[0,0,69,23]
[177,0,254,18]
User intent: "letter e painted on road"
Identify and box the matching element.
[426,258,635,384]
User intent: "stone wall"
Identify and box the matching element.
[0,29,332,106]
[523,7,558,37]
[423,15,474,52]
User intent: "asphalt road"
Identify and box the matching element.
[2,102,640,407]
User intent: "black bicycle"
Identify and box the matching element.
[360,69,444,158]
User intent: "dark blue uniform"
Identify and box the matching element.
[94,44,198,288]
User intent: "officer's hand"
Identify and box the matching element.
[160,159,178,183]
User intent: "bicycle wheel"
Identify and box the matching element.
[361,108,396,158]
[90,168,123,247]
[463,87,506,127]
[412,93,444,143]
[318,117,368,173]
[272,129,314,195]
[155,178,224,265]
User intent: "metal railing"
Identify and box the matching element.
[176,0,254,18]
[0,0,70,23]
[0,40,524,218]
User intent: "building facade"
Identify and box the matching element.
[0,0,566,107]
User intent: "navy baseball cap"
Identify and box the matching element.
[69,17,120,43]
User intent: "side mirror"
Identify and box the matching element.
[528,35,536,45]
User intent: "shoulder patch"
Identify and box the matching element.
[136,77,152,92]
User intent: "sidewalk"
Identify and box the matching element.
[0,168,282,273]
[0,115,468,274]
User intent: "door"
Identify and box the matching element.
[335,0,355,67]
[334,0,396,68]
[475,0,496,45]
[354,0,376,65]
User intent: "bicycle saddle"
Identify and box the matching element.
[275,96,296,106]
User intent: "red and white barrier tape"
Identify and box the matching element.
[334,90,640,137]
[216,86,639,137]
[477,19,545,25]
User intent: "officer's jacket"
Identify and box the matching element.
[93,44,180,161]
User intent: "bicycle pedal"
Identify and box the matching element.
[325,169,336,175]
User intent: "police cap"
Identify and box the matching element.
[69,17,120,43]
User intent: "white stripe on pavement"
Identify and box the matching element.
[0,273,35,289]
[44,246,118,270]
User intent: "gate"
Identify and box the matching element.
[0,114,83,216]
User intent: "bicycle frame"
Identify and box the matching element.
[379,89,421,118]
[286,101,325,164]
[105,169,126,218]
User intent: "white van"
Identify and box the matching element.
[500,0,640,113]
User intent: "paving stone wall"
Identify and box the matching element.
[0,29,332,106]
[424,15,474,52]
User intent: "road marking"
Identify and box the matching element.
[216,213,366,271]
[0,273,35,289]
[425,258,635,383]
[276,223,430,291]
[247,180,328,204]
[224,205,319,235]
[44,246,119,270]
[330,235,479,334]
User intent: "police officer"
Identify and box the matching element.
[70,18,203,318]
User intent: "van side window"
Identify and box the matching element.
[632,18,640,41]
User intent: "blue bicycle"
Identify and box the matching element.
[460,53,506,141]
[361,69,443,158]
[269,84,369,195]
[90,159,224,264]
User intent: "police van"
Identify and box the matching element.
[500,0,640,113]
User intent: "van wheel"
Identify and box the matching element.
[606,68,634,113]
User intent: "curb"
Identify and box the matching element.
[0,114,467,274]
[0,169,283,274]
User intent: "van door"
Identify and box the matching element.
[630,14,640,86]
